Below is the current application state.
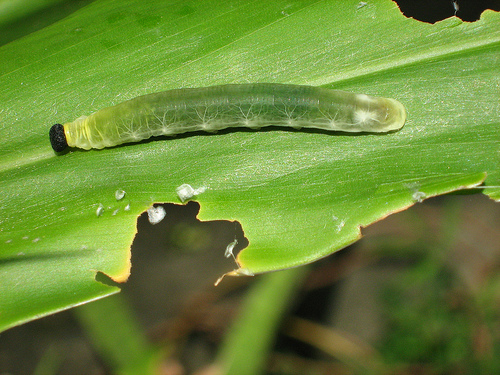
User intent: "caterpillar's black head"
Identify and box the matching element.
[49,124,68,152]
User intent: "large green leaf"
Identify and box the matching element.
[0,0,498,332]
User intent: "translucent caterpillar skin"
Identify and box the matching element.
[53,83,406,151]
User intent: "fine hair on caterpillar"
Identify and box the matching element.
[49,83,407,152]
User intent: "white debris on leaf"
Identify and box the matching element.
[115,189,126,200]
[332,214,346,233]
[412,191,427,203]
[96,203,104,217]
[147,205,166,225]
[405,182,427,203]
[225,239,238,258]
[176,183,207,202]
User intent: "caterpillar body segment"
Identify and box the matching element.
[49,83,407,152]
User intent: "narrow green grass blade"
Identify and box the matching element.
[74,295,165,375]
[216,268,308,375]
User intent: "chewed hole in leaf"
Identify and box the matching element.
[393,0,499,23]
[131,201,248,274]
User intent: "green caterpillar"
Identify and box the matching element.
[49,83,407,152]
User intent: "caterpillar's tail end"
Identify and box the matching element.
[49,124,68,152]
